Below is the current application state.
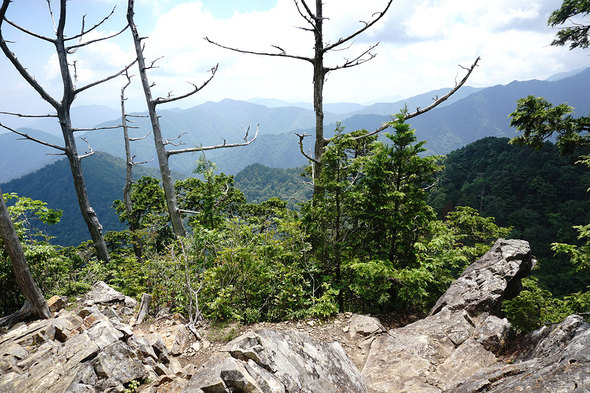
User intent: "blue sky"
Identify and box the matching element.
[0,0,587,117]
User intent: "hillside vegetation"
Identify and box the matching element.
[2,124,588,331]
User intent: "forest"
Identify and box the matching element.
[0,0,589,334]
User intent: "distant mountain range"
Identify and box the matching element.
[1,68,589,182]
[1,152,161,246]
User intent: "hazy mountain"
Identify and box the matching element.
[79,98,350,176]
[1,152,161,246]
[351,86,483,116]
[2,68,589,180]
[0,105,121,136]
[249,98,367,114]
[0,129,62,183]
[545,67,586,82]
[213,68,590,169]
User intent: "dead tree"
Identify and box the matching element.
[0,188,51,327]
[127,0,257,238]
[0,0,134,262]
[206,0,479,194]
[120,71,151,261]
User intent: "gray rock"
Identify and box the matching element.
[429,239,535,317]
[450,315,590,392]
[184,329,369,393]
[362,239,534,392]
[348,314,386,339]
[84,281,127,306]
[92,341,147,384]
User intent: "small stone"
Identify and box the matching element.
[47,295,66,313]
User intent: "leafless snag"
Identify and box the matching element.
[127,0,258,237]
[0,0,135,262]
[351,57,481,141]
[119,70,149,262]
[206,0,393,195]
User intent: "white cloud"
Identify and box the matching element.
[2,0,586,111]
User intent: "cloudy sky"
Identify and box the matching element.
[0,0,586,115]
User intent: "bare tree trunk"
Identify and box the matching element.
[312,0,326,194]
[0,189,51,327]
[127,0,186,237]
[0,0,136,263]
[60,108,110,262]
[120,74,145,261]
[53,4,110,262]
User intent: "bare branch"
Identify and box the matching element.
[326,42,379,72]
[65,6,119,41]
[404,57,480,120]
[205,36,313,63]
[154,64,218,106]
[129,131,151,142]
[67,25,128,53]
[78,136,94,159]
[3,18,55,43]
[0,111,57,118]
[295,132,319,163]
[72,124,124,132]
[0,122,66,151]
[167,125,259,156]
[145,55,164,70]
[131,157,153,165]
[164,132,188,146]
[293,0,316,29]
[350,56,481,141]
[45,0,57,33]
[179,208,201,215]
[74,59,137,95]
[323,0,393,52]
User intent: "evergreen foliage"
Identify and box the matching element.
[428,137,590,296]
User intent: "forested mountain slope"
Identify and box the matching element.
[0,130,61,183]
[1,152,161,246]
[428,137,590,295]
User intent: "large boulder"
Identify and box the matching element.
[451,314,590,392]
[362,239,536,392]
[183,329,369,393]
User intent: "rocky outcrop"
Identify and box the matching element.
[452,314,590,392]
[0,282,188,393]
[360,238,590,393]
[184,329,369,393]
[361,239,537,392]
[1,240,588,393]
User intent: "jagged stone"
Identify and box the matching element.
[184,329,369,393]
[348,314,386,339]
[451,314,590,392]
[362,239,534,393]
[84,281,127,306]
[47,295,66,313]
[429,239,535,317]
[92,341,147,383]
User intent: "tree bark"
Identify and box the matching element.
[312,0,326,192]
[53,1,110,262]
[121,76,145,261]
[0,189,51,327]
[127,0,187,237]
